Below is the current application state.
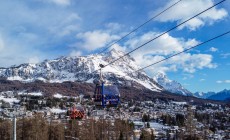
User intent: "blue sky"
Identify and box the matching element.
[0,0,229,92]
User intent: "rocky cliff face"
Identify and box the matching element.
[153,72,192,96]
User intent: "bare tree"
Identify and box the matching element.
[0,120,12,140]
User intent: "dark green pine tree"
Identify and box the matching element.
[147,122,150,128]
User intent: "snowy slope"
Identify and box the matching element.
[153,73,192,96]
[0,49,162,91]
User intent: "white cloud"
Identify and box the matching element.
[35,0,71,6]
[105,23,123,32]
[70,50,82,57]
[126,32,185,56]
[133,55,166,73]
[49,23,80,37]
[178,53,216,72]
[73,22,125,52]
[200,79,205,82]
[109,44,126,52]
[184,39,200,48]
[0,1,83,67]
[178,18,205,31]
[48,13,81,37]
[182,73,194,80]
[124,32,216,74]
[165,53,216,73]
[0,0,224,72]
[221,53,230,58]
[52,0,71,5]
[28,57,40,64]
[151,0,228,30]
[216,80,230,84]
[209,47,218,52]
[76,30,120,51]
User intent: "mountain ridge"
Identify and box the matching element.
[0,49,163,91]
[193,89,230,101]
[207,89,230,101]
[0,49,195,96]
[193,91,216,99]
[0,49,228,103]
[153,72,192,96]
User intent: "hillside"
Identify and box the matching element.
[0,78,224,105]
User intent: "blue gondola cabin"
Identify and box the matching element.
[94,82,120,108]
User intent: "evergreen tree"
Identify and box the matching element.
[176,114,185,126]
[142,113,150,122]
[147,122,150,128]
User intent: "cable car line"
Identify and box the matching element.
[91,30,230,108]
[91,0,226,74]
[128,30,230,77]
[98,30,230,92]
[91,0,227,109]
[102,0,226,69]
[98,0,183,54]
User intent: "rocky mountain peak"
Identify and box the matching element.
[154,72,169,82]
[0,49,162,91]
[105,48,125,58]
[0,49,194,95]
[153,72,192,96]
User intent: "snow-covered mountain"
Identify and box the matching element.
[207,89,230,101]
[194,89,230,101]
[0,49,162,91]
[153,73,192,96]
[193,91,216,99]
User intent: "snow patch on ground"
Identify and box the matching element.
[7,76,23,81]
[0,96,20,104]
[53,93,63,98]
[18,91,43,96]
[50,108,66,114]
[86,78,94,83]
[150,122,167,131]
[171,101,187,105]
[133,121,167,131]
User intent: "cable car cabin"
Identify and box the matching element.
[68,105,85,120]
[94,83,120,108]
